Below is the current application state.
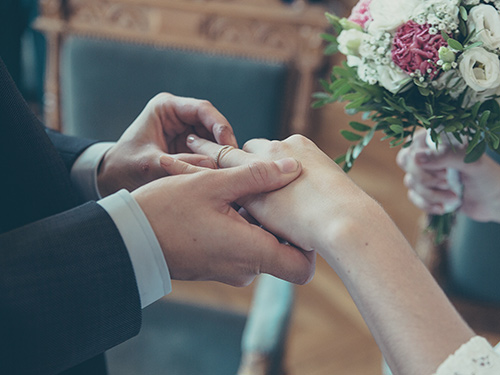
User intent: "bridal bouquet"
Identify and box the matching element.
[315,0,500,242]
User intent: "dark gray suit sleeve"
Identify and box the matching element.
[45,128,98,172]
[0,202,142,375]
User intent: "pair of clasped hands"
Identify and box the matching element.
[96,93,369,288]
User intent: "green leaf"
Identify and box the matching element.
[362,125,377,146]
[332,83,352,100]
[320,33,337,42]
[324,44,339,55]
[465,41,483,50]
[460,6,468,21]
[352,142,364,159]
[448,38,464,51]
[334,154,346,165]
[312,92,331,100]
[466,130,482,154]
[341,130,363,141]
[464,140,486,163]
[489,132,500,150]
[389,124,404,134]
[349,121,372,132]
[390,137,406,147]
[471,101,481,119]
[345,96,367,110]
[418,86,431,97]
[479,110,491,128]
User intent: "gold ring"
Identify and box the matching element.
[215,145,234,168]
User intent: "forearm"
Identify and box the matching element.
[322,200,474,375]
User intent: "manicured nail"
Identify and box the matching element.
[274,158,299,173]
[187,134,197,144]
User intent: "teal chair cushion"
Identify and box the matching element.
[60,35,288,143]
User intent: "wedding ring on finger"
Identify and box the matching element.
[215,145,234,168]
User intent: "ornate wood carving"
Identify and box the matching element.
[68,1,151,32]
[200,16,297,53]
[35,0,330,134]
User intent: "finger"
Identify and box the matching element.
[175,153,217,169]
[241,224,316,285]
[412,149,467,171]
[403,170,449,191]
[407,187,461,211]
[153,93,238,147]
[159,155,208,175]
[187,134,260,167]
[217,159,302,203]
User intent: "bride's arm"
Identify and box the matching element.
[171,134,476,375]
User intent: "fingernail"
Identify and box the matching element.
[187,134,197,144]
[274,158,299,173]
[159,155,174,166]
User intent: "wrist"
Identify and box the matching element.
[318,198,406,272]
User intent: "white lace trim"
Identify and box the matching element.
[434,336,500,375]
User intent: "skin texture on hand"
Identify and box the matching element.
[131,158,315,287]
[162,134,475,375]
[97,93,238,197]
[177,134,369,254]
[397,128,500,222]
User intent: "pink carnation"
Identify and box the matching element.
[391,21,448,80]
[348,0,373,29]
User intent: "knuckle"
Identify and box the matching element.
[248,162,271,186]
[287,134,309,145]
[242,139,255,152]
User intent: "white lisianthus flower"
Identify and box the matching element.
[459,47,500,91]
[468,4,500,50]
[368,0,420,33]
[376,65,410,93]
[337,29,365,57]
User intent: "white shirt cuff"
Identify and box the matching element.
[71,142,115,201]
[98,189,172,308]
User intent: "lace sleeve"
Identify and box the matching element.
[434,336,500,375]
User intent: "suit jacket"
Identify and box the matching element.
[0,59,141,374]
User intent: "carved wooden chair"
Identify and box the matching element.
[35,0,332,137]
[34,1,334,374]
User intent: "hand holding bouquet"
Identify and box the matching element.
[315,0,500,242]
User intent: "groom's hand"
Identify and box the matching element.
[132,158,316,286]
[97,93,238,196]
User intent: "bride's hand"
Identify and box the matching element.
[160,134,374,255]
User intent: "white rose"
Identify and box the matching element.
[459,47,500,91]
[376,65,410,93]
[368,0,420,33]
[337,29,365,57]
[468,4,500,50]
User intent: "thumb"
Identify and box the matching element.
[415,148,467,171]
[219,158,302,202]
